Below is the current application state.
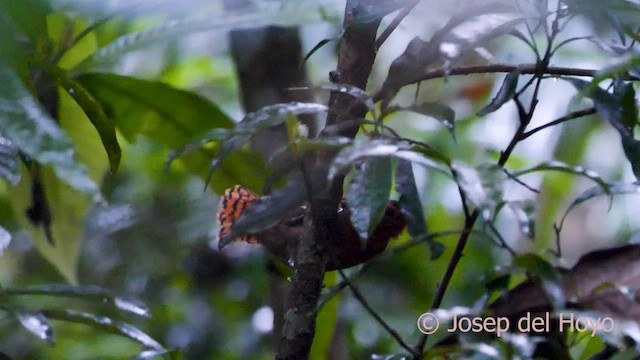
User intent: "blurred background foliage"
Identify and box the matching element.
[0,0,640,359]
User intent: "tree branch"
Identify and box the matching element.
[276,1,383,358]
[372,64,638,103]
[338,269,419,357]
[519,107,597,141]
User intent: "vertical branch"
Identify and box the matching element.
[276,1,386,358]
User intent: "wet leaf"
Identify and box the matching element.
[0,226,11,256]
[394,102,456,139]
[451,162,506,219]
[477,71,520,116]
[206,102,328,184]
[395,160,443,259]
[347,157,392,240]
[0,284,150,317]
[57,76,121,173]
[507,200,536,238]
[75,73,234,146]
[43,309,164,350]
[0,65,100,200]
[512,160,612,192]
[318,83,376,119]
[565,77,636,137]
[15,311,54,344]
[329,139,450,181]
[0,134,20,185]
[9,166,89,283]
[380,4,523,102]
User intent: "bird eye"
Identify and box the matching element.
[384,207,396,217]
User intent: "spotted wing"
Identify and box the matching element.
[216,185,259,244]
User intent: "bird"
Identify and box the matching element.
[216,185,407,270]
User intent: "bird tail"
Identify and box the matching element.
[216,185,259,245]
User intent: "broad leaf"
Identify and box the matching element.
[206,102,328,183]
[507,200,536,238]
[0,65,100,200]
[380,4,523,102]
[0,284,150,317]
[393,102,456,139]
[329,139,450,181]
[9,166,89,284]
[346,157,393,240]
[15,311,54,344]
[451,162,506,219]
[395,160,443,259]
[75,73,234,146]
[512,160,612,192]
[565,77,635,137]
[42,309,164,351]
[58,76,121,173]
[317,83,376,120]
[477,70,520,116]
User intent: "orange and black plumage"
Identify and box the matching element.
[216,185,406,270]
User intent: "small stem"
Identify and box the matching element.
[338,269,419,357]
[375,0,421,49]
[519,107,597,141]
[372,64,639,103]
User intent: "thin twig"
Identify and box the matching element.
[485,221,517,257]
[337,268,419,357]
[519,107,597,141]
[375,0,421,49]
[502,168,540,194]
[371,64,639,103]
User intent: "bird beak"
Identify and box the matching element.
[218,235,235,250]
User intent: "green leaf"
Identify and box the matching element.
[205,102,328,185]
[0,285,150,317]
[565,78,640,180]
[513,254,564,309]
[394,102,456,139]
[0,135,20,185]
[395,160,443,259]
[347,156,392,239]
[57,76,121,173]
[507,200,536,238]
[565,77,635,137]
[42,309,165,351]
[512,160,612,192]
[75,73,234,146]
[0,226,11,256]
[15,310,54,344]
[0,65,100,200]
[317,83,376,120]
[329,139,450,181]
[452,162,506,219]
[477,71,520,116]
[9,166,89,284]
[380,4,523,102]
[0,0,50,43]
